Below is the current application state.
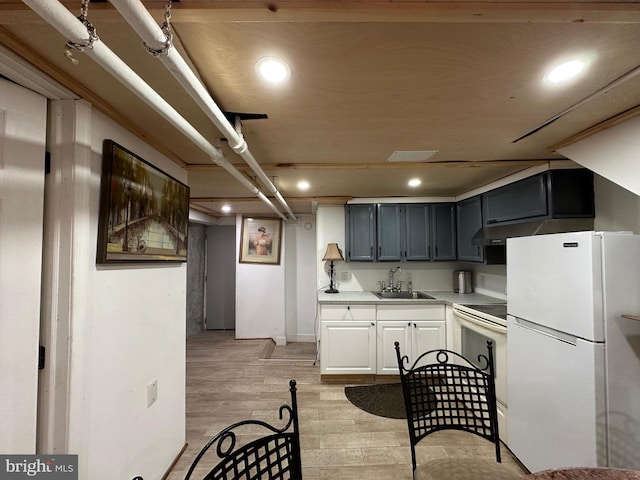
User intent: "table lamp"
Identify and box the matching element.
[322,243,344,293]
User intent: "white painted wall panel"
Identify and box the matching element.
[558,115,640,197]
[235,214,286,344]
[0,78,47,453]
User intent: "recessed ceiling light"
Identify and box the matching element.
[221,205,231,213]
[408,178,422,188]
[544,59,588,84]
[255,57,291,84]
[297,181,310,191]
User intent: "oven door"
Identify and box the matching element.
[452,308,507,407]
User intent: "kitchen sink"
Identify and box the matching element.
[373,291,435,299]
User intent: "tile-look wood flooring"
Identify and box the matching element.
[166,331,527,479]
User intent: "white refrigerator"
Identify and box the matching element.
[506,231,640,473]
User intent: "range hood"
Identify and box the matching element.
[472,218,595,246]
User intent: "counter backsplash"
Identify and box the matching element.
[328,264,507,301]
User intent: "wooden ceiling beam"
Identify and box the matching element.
[550,103,640,152]
[147,2,640,24]
[186,159,549,172]
[5,1,632,23]
[191,196,352,203]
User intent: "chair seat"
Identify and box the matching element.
[415,457,524,480]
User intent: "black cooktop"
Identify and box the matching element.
[463,304,508,320]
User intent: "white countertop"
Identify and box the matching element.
[317,290,505,306]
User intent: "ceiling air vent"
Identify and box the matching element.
[385,150,439,162]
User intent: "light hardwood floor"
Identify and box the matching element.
[166,331,527,479]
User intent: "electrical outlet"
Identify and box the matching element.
[340,271,349,281]
[147,378,158,407]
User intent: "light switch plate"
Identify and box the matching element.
[340,272,349,281]
[147,378,158,407]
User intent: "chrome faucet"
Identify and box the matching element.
[388,266,402,291]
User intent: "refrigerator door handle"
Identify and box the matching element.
[512,317,578,346]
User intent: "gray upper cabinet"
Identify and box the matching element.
[404,204,431,261]
[547,169,595,218]
[403,203,456,261]
[377,204,403,261]
[482,169,594,226]
[346,204,376,261]
[456,196,484,262]
[431,203,457,261]
[347,203,456,262]
[483,174,547,225]
[345,169,592,264]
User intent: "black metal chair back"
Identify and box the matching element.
[185,379,302,480]
[395,341,502,476]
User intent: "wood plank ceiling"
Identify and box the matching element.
[1,0,640,217]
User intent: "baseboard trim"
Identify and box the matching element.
[320,374,401,384]
[286,334,316,343]
[162,442,188,480]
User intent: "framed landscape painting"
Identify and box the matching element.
[96,139,190,264]
[239,217,282,265]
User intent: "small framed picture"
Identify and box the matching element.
[239,217,282,265]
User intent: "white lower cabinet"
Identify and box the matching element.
[320,321,376,374]
[320,303,446,376]
[377,319,446,374]
[376,321,412,374]
[319,304,377,374]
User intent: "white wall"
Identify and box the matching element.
[40,102,185,480]
[285,215,317,342]
[235,214,287,344]
[558,115,640,197]
[316,205,346,290]
[0,79,47,453]
[594,174,640,233]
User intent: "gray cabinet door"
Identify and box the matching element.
[346,204,376,261]
[457,196,484,262]
[377,204,403,261]
[483,174,547,225]
[404,204,430,261]
[432,203,457,261]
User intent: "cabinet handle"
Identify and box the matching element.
[413,323,416,328]
[347,306,350,310]
[408,322,411,326]
[370,246,373,256]
[487,219,498,224]
[371,322,375,326]
[435,246,438,257]
[378,246,382,257]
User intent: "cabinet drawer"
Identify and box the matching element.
[377,304,444,321]
[320,304,376,320]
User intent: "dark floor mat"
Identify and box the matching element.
[344,383,408,419]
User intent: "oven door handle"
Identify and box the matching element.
[454,309,507,334]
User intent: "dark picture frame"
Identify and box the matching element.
[96,139,190,264]
[239,217,283,265]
